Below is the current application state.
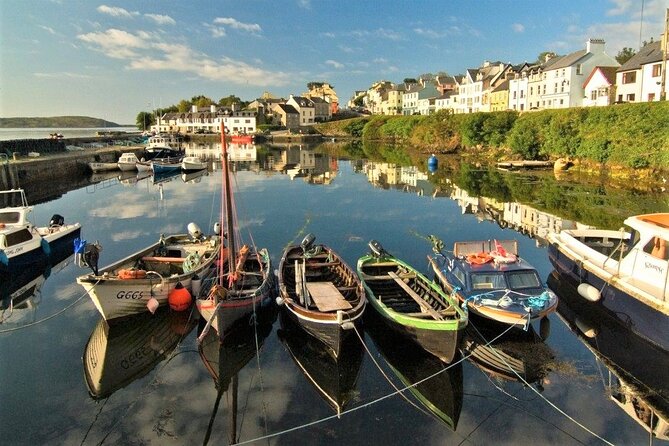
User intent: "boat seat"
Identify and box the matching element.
[141,256,186,263]
[305,282,352,312]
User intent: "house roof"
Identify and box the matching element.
[547,49,587,70]
[491,79,510,92]
[275,103,299,115]
[617,41,663,72]
[582,66,618,88]
[289,96,314,107]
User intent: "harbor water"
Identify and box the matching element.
[1,141,667,445]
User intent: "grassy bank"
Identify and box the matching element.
[316,102,669,171]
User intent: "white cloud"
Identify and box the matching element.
[373,57,388,64]
[606,0,633,16]
[38,25,56,34]
[34,71,92,79]
[297,0,311,9]
[414,28,447,39]
[78,28,148,58]
[212,17,262,34]
[321,32,335,38]
[206,24,226,38]
[325,59,344,69]
[512,23,525,33]
[96,5,139,18]
[351,28,404,41]
[144,14,176,26]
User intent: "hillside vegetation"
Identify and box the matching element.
[318,102,669,170]
[0,116,122,128]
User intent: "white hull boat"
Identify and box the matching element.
[77,226,221,322]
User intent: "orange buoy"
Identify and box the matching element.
[168,282,192,312]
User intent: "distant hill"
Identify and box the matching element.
[0,116,123,128]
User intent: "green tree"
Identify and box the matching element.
[135,111,155,131]
[218,95,243,106]
[616,47,636,65]
[537,51,558,63]
[177,99,191,112]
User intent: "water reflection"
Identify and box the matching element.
[0,244,74,326]
[550,271,669,441]
[82,308,197,399]
[366,313,464,431]
[461,323,553,387]
[198,305,277,445]
[277,312,364,416]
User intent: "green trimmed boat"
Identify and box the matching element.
[357,240,468,363]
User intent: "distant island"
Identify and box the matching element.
[0,116,123,128]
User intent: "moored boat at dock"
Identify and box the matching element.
[357,240,467,363]
[547,213,669,351]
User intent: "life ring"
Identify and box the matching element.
[490,250,517,263]
[467,252,493,265]
[118,268,147,279]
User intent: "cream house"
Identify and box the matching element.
[582,66,617,107]
[286,95,315,126]
[616,40,667,103]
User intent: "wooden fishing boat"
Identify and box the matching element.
[547,213,669,351]
[428,238,557,329]
[366,312,463,430]
[0,188,81,274]
[151,159,182,175]
[82,307,197,399]
[77,223,220,322]
[195,123,274,340]
[357,240,467,363]
[277,311,364,415]
[277,234,366,358]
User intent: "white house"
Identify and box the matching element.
[540,39,619,109]
[616,40,667,103]
[582,66,617,107]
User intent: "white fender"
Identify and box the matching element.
[577,283,601,302]
[275,296,284,306]
[574,317,599,338]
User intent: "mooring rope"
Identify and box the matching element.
[231,316,522,445]
[468,321,615,446]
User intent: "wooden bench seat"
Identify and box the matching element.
[305,282,352,312]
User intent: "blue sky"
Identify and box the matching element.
[1,0,667,124]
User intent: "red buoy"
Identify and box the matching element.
[168,282,192,312]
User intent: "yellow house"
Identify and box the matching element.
[490,79,510,111]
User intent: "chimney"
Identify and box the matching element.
[483,60,490,67]
[586,38,605,54]
[210,104,216,113]
[191,104,198,113]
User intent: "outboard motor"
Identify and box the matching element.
[300,233,316,252]
[187,222,203,240]
[368,240,387,258]
[213,222,221,236]
[49,214,65,227]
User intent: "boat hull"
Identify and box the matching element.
[278,243,366,359]
[77,234,220,322]
[358,254,467,363]
[548,243,669,351]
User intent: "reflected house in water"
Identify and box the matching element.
[363,162,435,195]
[272,146,337,184]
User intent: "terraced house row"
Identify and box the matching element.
[351,37,668,115]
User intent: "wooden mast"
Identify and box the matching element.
[221,122,236,280]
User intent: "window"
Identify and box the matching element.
[644,237,668,260]
[507,271,542,289]
[591,90,598,100]
[622,72,637,84]
[5,228,33,247]
[576,64,583,75]
[471,273,506,290]
[453,267,466,286]
[0,211,21,224]
[652,64,662,77]
[626,93,635,101]
[649,93,656,101]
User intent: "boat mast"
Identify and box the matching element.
[221,122,236,277]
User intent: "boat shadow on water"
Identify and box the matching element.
[365,310,464,431]
[549,270,669,441]
[277,311,364,417]
[197,304,277,445]
[82,307,198,400]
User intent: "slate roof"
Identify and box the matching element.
[491,79,510,92]
[546,50,587,70]
[617,41,662,72]
[275,104,299,114]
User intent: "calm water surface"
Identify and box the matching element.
[1,143,667,445]
[0,127,138,141]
